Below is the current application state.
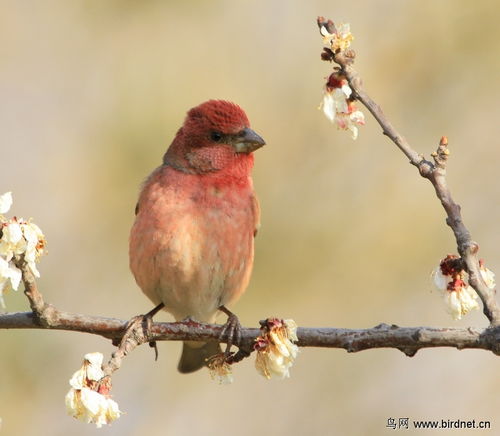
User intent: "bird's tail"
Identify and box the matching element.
[177,341,222,373]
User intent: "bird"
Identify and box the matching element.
[129,100,265,373]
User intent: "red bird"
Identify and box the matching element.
[129,100,265,373]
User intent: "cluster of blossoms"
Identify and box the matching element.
[431,255,496,320]
[320,72,365,140]
[65,352,121,428]
[0,192,46,308]
[254,318,299,379]
[318,21,365,140]
[206,318,300,384]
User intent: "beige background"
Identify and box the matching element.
[1,1,499,435]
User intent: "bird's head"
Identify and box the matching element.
[164,100,265,176]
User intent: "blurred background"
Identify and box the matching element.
[1,0,499,435]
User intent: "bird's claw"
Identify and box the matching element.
[149,341,160,361]
[120,303,165,360]
[218,306,242,356]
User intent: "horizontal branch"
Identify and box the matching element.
[1,311,499,356]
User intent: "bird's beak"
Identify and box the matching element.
[233,127,266,153]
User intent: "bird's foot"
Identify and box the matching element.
[115,303,165,361]
[218,305,242,357]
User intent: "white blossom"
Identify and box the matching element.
[321,22,354,51]
[65,387,121,428]
[65,352,122,428]
[431,256,479,320]
[320,78,365,140]
[254,318,299,380]
[0,193,46,307]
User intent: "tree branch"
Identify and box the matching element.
[1,310,499,356]
[316,17,500,326]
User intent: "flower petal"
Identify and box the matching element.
[7,261,21,290]
[480,265,496,290]
[0,192,12,214]
[321,92,336,122]
[2,222,23,245]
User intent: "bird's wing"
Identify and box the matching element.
[251,192,261,237]
[134,165,167,216]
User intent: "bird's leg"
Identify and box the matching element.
[115,303,165,361]
[218,305,242,357]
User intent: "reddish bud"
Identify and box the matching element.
[439,254,462,276]
[264,317,284,330]
[326,72,345,89]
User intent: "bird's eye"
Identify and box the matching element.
[210,131,223,142]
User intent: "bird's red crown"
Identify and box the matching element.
[187,100,250,135]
